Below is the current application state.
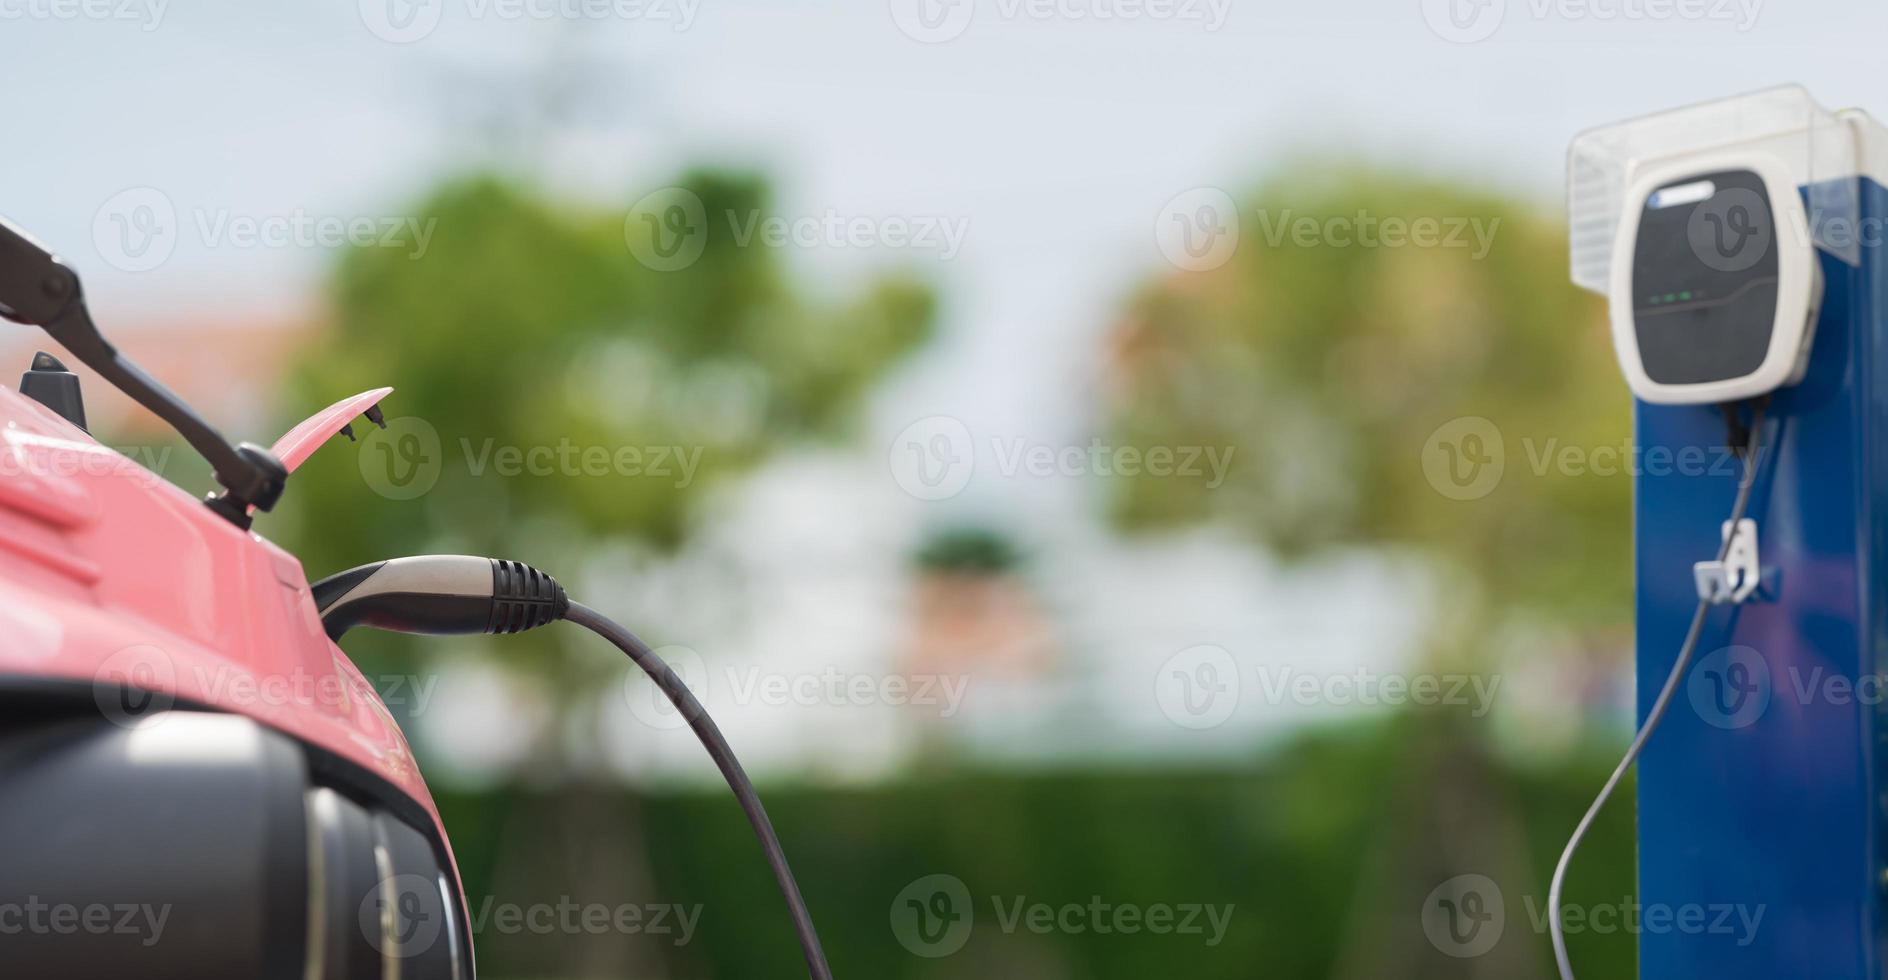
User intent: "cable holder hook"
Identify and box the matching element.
[1695,518,1761,604]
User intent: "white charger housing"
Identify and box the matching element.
[1607,152,1822,405]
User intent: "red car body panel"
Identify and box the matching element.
[0,380,461,904]
[270,386,395,474]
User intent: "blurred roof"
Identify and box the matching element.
[0,313,315,439]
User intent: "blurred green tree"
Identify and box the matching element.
[913,526,1025,575]
[275,170,932,653]
[280,170,931,564]
[1103,168,1636,979]
[1107,168,1626,650]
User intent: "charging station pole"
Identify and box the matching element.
[1569,87,1888,977]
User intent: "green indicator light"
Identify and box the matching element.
[1663,294,1677,303]
[1679,291,1692,301]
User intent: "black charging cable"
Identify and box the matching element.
[313,556,834,980]
[562,601,832,980]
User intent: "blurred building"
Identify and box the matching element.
[0,313,314,439]
[903,565,1059,684]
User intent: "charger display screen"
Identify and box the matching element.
[1630,169,1780,385]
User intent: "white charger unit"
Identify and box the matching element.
[1607,152,1823,405]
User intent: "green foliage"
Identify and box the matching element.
[269,170,934,672]
[1106,169,1630,628]
[433,721,1638,979]
[914,527,1026,574]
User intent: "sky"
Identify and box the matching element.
[4,0,1886,780]
[5,0,1885,454]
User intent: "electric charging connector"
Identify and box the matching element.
[311,557,835,980]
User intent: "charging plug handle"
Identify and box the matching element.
[312,556,569,641]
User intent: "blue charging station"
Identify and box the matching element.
[1567,87,1888,977]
